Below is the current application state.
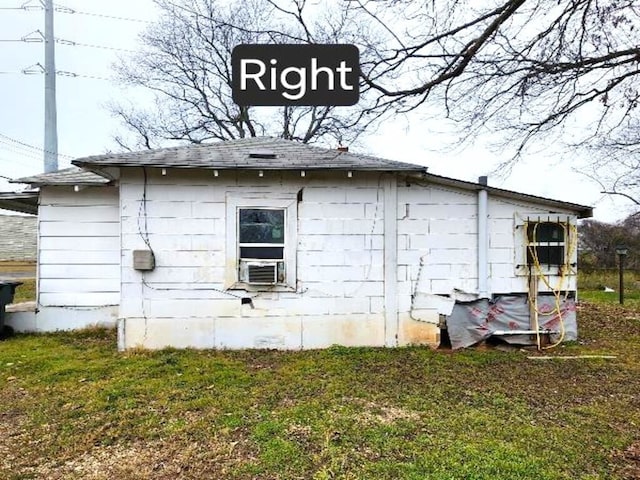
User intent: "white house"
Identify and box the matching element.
[4,138,592,350]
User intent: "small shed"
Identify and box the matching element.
[5,138,592,349]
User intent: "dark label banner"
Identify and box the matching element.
[232,44,360,106]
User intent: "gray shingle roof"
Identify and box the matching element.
[0,191,38,215]
[12,167,111,186]
[72,137,427,172]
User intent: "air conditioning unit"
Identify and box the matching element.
[239,260,284,285]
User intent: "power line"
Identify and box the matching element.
[0,68,113,81]
[59,40,136,53]
[54,3,150,23]
[0,144,43,164]
[0,1,46,12]
[56,70,112,81]
[0,140,47,160]
[0,146,51,164]
[0,31,136,52]
[0,2,151,23]
[0,133,74,159]
[0,30,42,43]
[14,63,113,81]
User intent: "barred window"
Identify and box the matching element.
[526,222,565,266]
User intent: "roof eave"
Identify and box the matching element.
[0,191,39,215]
[421,173,593,218]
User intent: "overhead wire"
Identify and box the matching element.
[58,40,136,53]
[0,34,136,53]
[0,2,150,22]
[0,143,46,163]
[53,3,150,23]
[0,2,144,183]
[13,63,113,81]
[55,71,112,81]
[0,3,147,77]
[0,133,74,159]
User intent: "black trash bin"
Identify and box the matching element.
[0,281,22,339]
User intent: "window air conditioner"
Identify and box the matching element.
[239,260,283,285]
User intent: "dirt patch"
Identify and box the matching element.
[12,437,252,480]
[0,386,32,473]
[614,441,640,480]
[347,397,421,425]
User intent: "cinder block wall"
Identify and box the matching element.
[0,214,37,261]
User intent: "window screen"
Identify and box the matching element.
[238,209,285,260]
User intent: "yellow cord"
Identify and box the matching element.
[525,220,578,350]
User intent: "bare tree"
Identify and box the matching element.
[112,0,386,150]
[352,1,639,159]
[579,215,640,271]
[582,131,640,207]
[114,0,640,207]
[334,0,640,212]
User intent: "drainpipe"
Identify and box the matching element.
[478,176,489,299]
[383,175,398,347]
[117,318,125,351]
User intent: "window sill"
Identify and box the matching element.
[228,282,297,293]
[515,265,576,277]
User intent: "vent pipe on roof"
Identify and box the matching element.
[248,151,276,159]
[478,176,489,298]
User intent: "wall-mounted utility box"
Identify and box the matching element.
[133,249,155,271]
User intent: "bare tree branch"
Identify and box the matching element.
[112,0,388,149]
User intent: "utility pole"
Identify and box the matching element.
[44,0,58,173]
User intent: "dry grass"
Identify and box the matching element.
[11,278,36,304]
[0,261,36,273]
[0,300,638,479]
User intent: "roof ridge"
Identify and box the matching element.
[70,137,427,172]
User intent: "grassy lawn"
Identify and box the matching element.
[579,270,640,308]
[11,278,36,304]
[1,300,639,479]
[0,261,36,304]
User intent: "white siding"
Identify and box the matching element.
[117,169,579,349]
[397,182,578,299]
[38,186,120,307]
[398,184,478,297]
[488,200,578,293]
[119,169,397,349]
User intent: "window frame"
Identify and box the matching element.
[514,213,576,276]
[225,195,297,291]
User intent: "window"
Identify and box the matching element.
[238,208,286,284]
[526,221,565,266]
[225,195,297,290]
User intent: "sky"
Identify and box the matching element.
[0,0,632,222]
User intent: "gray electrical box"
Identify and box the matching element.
[133,249,155,271]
